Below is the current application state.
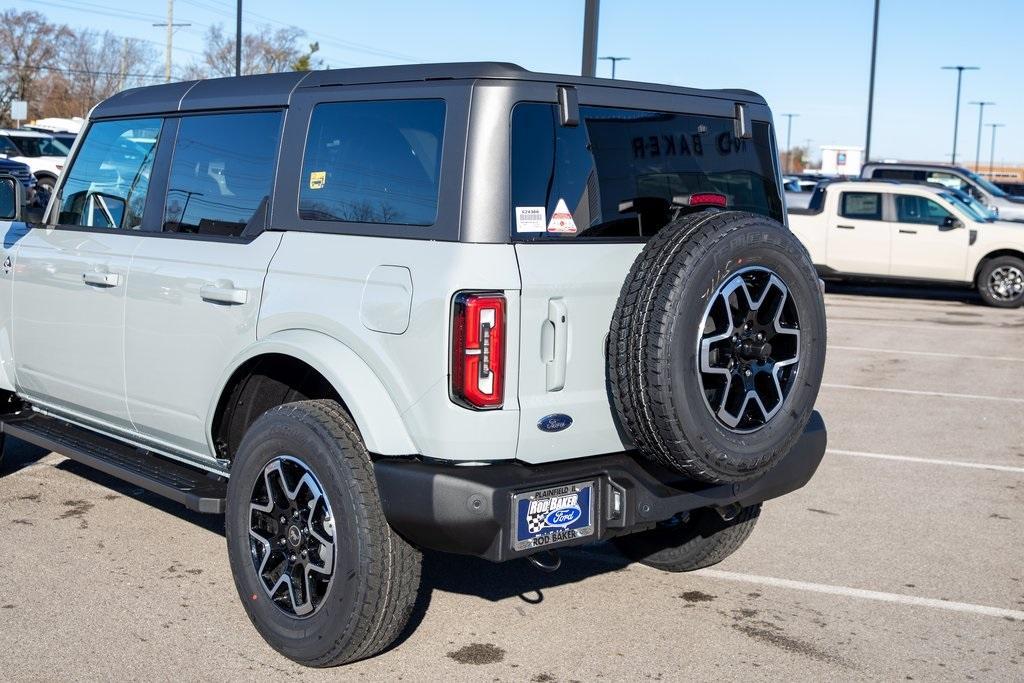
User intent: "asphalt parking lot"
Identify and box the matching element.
[0,282,1021,681]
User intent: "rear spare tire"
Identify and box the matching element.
[609,210,826,483]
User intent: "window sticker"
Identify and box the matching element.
[546,198,577,233]
[309,171,326,190]
[515,206,546,233]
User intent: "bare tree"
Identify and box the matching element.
[0,10,73,125]
[188,24,321,79]
[42,32,159,118]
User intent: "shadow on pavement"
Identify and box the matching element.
[0,436,225,535]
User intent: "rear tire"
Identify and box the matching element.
[609,210,826,483]
[613,504,761,572]
[225,400,421,667]
[976,256,1024,308]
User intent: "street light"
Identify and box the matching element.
[941,65,979,165]
[969,101,995,172]
[986,123,1005,175]
[780,113,798,173]
[599,56,630,79]
[864,0,880,163]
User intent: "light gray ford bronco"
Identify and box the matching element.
[0,63,827,666]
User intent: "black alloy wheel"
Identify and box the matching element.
[248,455,336,617]
[698,266,801,433]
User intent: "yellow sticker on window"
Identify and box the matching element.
[309,171,326,189]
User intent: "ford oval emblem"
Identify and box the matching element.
[545,506,581,527]
[537,414,573,433]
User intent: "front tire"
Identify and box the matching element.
[225,400,421,667]
[613,504,761,572]
[977,256,1024,308]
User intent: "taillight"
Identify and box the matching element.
[451,292,506,409]
[687,192,728,207]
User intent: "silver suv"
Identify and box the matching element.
[0,63,827,667]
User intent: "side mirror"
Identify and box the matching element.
[0,174,24,221]
[941,215,963,229]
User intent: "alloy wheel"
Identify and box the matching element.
[698,266,801,432]
[248,456,336,617]
[987,265,1024,302]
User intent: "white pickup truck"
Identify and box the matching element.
[788,180,1024,307]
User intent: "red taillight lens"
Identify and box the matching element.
[451,292,506,409]
[687,192,728,207]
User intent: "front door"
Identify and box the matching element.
[826,190,891,275]
[123,111,284,460]
[889,193,970,281]
[11,117,163,433]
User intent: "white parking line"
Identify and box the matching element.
[827,448,1024,474]
[828,319,1022,333]
[696,569,1024,622]
[829,344,1024,364]
[821,383,1024,403]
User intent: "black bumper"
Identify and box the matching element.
[375,411,826,562]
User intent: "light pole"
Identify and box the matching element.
[235,0,242,77]
[986,123,1004,175]
[969,101,994,172]
[599,56,629,79]
[781,113,798,173]
[864,0,880,163]
[941,65,979,165]
[581,0,600,77]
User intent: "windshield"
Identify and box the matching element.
[940,191,992,222]
[964,169,1008,198]
[9,134,70,157]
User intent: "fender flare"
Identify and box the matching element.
[206,329,418,456]
[972,246,1024,280]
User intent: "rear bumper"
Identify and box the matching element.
[375,411,826,562]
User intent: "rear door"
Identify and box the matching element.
[825,190,890,275]
[511,98,785,463]
[123,111,284,459]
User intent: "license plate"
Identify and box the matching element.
[512,480,594,552]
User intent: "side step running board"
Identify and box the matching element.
[1,412,227,513]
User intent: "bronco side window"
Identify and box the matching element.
[162,111,282,237]
[55,118,162,230]
[298,99,446,226]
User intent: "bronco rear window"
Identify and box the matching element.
[510,103,783,240]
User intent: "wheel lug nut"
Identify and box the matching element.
[301,550,307,558]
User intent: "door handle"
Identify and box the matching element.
[200,282,248,305]
[543,298,568,392]
[82,270,120,287]
[899,229,917,234]
[835,224,856,230]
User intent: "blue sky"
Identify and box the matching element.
[17,0,1022,164]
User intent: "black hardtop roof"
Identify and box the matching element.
[90,62,766,120]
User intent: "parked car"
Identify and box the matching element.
[994,180,1024,196]
[789,179,1024,307]
[860,162,1024,223]
[0,157,35,193]
[0,129,70,193]
[0,64,827,666]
